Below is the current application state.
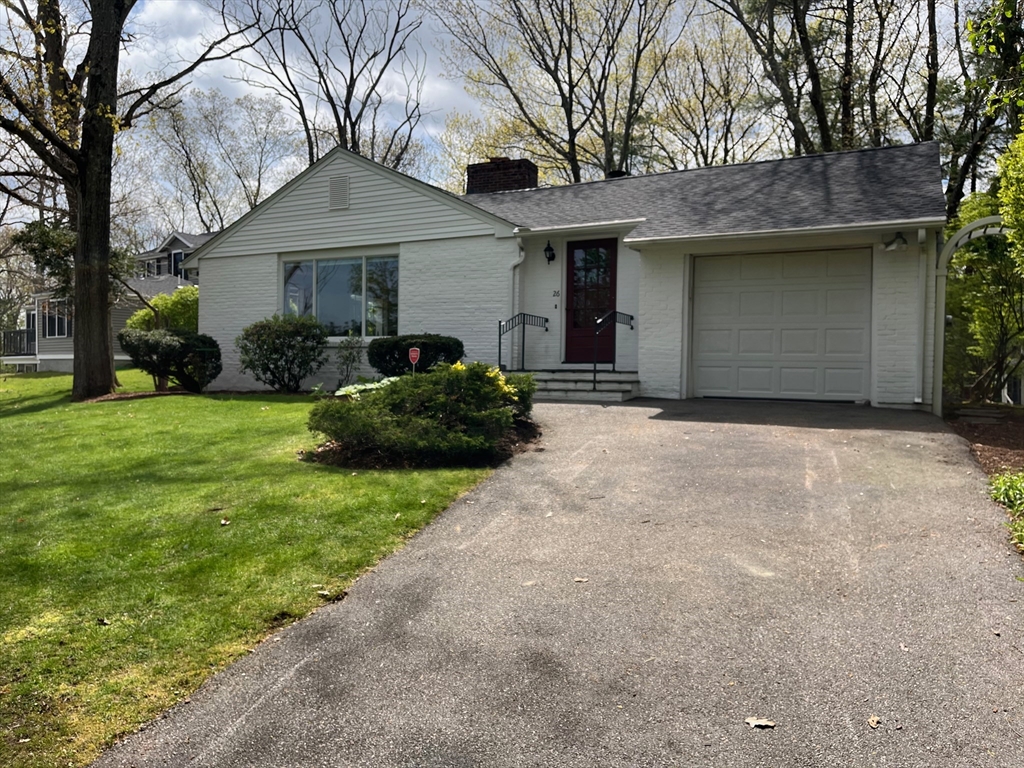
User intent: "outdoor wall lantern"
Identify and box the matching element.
[883,232,908,251]
[544,241,556,264]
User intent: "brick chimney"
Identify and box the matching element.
[465,157,539,194]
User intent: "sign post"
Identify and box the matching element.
[409,346,421,374]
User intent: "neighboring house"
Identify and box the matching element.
[135,231,217,282]
[181,143,948,412]
[1,275,193,373]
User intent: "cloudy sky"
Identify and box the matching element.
[121,0,475,141]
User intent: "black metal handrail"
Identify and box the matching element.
[2,329,36,357]
[593,311,634,390]
[498,313,549,371]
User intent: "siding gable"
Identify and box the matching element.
[199,151,512,260]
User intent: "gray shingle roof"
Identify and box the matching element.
[462,142,946,241]
[122,275,195,299]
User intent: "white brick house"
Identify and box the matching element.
[183,143,948,413]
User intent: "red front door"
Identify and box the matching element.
[565,238,617,364]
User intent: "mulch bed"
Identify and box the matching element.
[947,407,1024,476]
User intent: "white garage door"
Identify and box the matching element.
[692,250,871,400]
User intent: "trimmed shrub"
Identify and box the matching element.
[366,334,464,377]
[236,314,329,393]
[118,328,222,393]
[125,285,199,332]
[308,362,534,467]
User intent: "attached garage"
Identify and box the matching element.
[691,249,872,401]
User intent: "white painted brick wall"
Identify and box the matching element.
[400,235,518,365]
[638,249,684,398]
[200,253,280,391]
[872,245,923,405]
[514,237,639,370]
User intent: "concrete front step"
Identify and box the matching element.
[536,380,637,392]
[535,388,638,402]
[529,370,639,382]
[518,369,641,401]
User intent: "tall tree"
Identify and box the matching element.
[149,88,300,233]
[0,0,260,398]
[645,9,777,169]
[430,0,687,182]
[232,0,427,171]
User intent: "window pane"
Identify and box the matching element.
[365,257,398,337]
[283,262,314,317]
[317,259,362,335]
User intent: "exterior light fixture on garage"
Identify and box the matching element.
[544,241,556,264]
[884,232,908,251]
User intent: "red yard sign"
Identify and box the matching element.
[408,347,421,365]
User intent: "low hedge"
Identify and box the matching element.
[308,362,534,468]
[366,334,464,377]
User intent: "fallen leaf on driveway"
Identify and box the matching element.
[744,717,775,729]
[868,715,882,729]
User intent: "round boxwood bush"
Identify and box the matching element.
[118,328,222,393]
[366,334,464,377]
[308,362,535,468]
[236,314,329,393]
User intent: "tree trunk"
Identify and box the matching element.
[840,0,855,148]
[71,1,125,401]
[924,0,938,141]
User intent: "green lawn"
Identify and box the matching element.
[0,371,488,767]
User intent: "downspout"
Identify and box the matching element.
[506,230,527,367]
[916,229,928,405]
[932,231,947,416]
[510,230,527,318]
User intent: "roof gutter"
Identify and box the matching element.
[514,218,646,238]
[623,217,947,246]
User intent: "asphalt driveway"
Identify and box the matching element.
[94,399,1024,767]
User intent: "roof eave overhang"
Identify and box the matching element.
[623,216,947,247]
[514,218,646,239]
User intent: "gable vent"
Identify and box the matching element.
[328,176,350,210]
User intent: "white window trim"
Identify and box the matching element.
[41,299,71,339]
[281,253,398,340]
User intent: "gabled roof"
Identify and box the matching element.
[137,231,218,261]
[184,147,515,267]
[463,142,947,243]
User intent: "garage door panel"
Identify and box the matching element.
[738,329,773,354]
[740,255,780,280]
[824,368,867,395]
[696,328,732,354]
[827,251,870,276]
[737,367,773,393]
[780,329,819,355]
[783,253,828,278]
[826,289,868,316]
[739,291,775,316]
[693,250,870,401]
[697,256,740,282]
[824,328,866,355]
[694,291,736,318]
[782,290,820,316]
[696,366,733,392]
[779,368,818,394]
